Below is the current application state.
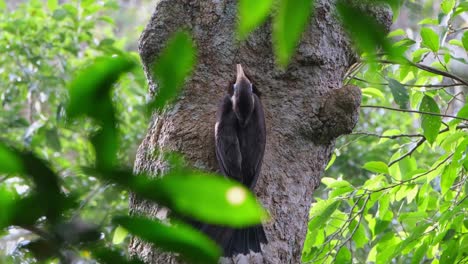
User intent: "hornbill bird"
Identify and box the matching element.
[197,64,267,257]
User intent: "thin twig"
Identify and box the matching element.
[449,26,468,34]
[350,132,423,139]
[352,76,464,88]
[367,153,454,193]
[361,105,468,122]
[375,59,468,86]
[388,137,426,167]
[332,195,370,263]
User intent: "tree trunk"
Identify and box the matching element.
[129,0,391,263]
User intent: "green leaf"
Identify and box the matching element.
[362,87,385,99]
[388,29,405,38]
[350,219,367,248]
[92,247,144,264]
[149,31,196,111]
[399,156,417,180]
[47,0,58,11]
[45,128,61,152]
[98,170,267,227]
[308,199,340,229]
[442,138,468,193]
[237,0,273,40]
[114,216,221,264]
[448,39,464,48]
[363,161,389,174]
[273,0,313,67]
[450,102,468,127]
[388,78,409,109]
[112,226,128,245]
[411,241,428,264]
[52,9,68,21]
[67,56,135,120]
[420,28,440,52]
[419,95,441,144]
[325,153,336,170]
[462,31,468,51]
[337,1,402,62]
[441,0,455,14]
[0,143,24,174]
[336,246,351,263]
[440,240,457,264]
[418,18,438,25]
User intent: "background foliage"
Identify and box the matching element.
[303,0,468,263]
[0,0,467,264]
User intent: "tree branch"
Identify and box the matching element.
[361,105,468,122]
[388,137,426,167]
[367,153,454,193]
[375,59,468,86]
[352,76,464,88]
[350,131,423,139]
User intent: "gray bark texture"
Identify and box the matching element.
[129,0,392,263]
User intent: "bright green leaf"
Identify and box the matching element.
[441,0,455,14]
[337,1,403,62]
[325,153,336,170]
[98,170,267,227]
[350,219,367,248]
[363,161,389,174]
[112,226,128,245]
[0,143,24,174]
[114,216,220,264]
[462,31,468,51]
[47,0,58,11]
[336,246,351,263]
[420,28,440,52]
[149,31,197,111]
[308,199,340,229]
[67,56,135,120]
[273,0,313,67]
[448,39,464,48]
[388,29,405,38]
[362,87,385,99]
[237,0,273,40]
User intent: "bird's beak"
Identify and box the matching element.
[236,64,246,83]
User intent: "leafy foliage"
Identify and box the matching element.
[0,1,266,263]
[2,0,467,264]
[302,1,468,263]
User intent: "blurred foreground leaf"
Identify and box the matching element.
[273,0,314,67]
[95,169,268,227]
[67,55,135,121]
[237,0,273,40]
[149,31,196,111]
[0,144,69,223]
[114,216,221,264]
[93,247,144,264]
[337,1,402,62]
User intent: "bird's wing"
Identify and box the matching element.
[239,94,266,189]
[215,96,243,183]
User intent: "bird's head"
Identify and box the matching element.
[232,64,255,127]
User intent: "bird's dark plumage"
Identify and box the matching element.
[197,64,267,257]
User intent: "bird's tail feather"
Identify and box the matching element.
[195,223,267,257]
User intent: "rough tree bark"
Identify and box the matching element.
[129,0,392,263]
